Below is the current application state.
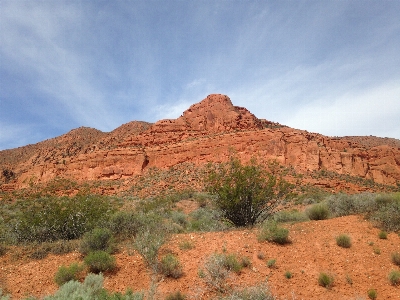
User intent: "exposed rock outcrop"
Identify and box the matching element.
[1,94,399,193]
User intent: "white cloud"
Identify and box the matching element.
[285,81,400,138]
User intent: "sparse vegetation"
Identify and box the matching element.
[206,157,293,227]
[267,259,276,269]
[391,252,400,266]
[336,234,352,248]
[54,263,84,286]
[84,251,116,274]
[318,272,334,289]
[45,273,143,300]
[258,221,290,245]
[367,289,377,300]
[388,270,400,286]
[378,230,388,239]
[306,203,329,220]
[80,228,115,255]
[160,254,183,279]
[6,195,115,244]
[284,271,292,279]
[219,283,276,300]
[165,291,186,300]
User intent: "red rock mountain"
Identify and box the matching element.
[1,94,399,193]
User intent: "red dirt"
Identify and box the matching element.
[1,215,399,299]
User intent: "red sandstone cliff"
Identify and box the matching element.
[1,94,399,192]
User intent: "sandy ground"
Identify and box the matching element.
[1,215,400,299]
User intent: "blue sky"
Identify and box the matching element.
[1,0,399,150]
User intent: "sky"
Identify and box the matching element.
[1,0,400,150]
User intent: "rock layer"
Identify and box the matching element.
[1,94,399,191]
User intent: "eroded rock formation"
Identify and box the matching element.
[1,94,399,192]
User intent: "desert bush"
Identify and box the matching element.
[54,263,84,286]
[160,254,183,279]
[258,221,289,245]
[221,253,243,273]
[267,259,276,268]
[388,270,400,286]
[165,291,186,300]
[336,234,351,248]
[9,195,115,243]
[378,230,388,239]
[107,210,143,239]
[367,289,377,300]
[80,228,115,255]
[202,253,230,292]
[179,240,194,250]
[318,272,334,288]
[326,193,377,217]
[372,196,400,232]
[219,283,276,300]
[45,273,144,300]
[391,252,400,266]
[133,214,169,273]
[205,157,293,227]
[284,271,292,279]
[188,207,230,232]
[84,251,116,274]
[273,209,309,223]
[306,203,329,220]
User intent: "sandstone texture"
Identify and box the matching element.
[1,94,399,192]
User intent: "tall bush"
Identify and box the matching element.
[205,157,293,227]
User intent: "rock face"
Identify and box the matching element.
[1,94,399,192]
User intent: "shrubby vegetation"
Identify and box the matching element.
[258,221,290,245]
[205,157,293,227]
[4,195,116,244]
[54,262,84,286]
[46,273,143,300]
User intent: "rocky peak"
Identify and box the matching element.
[151,94,262,134]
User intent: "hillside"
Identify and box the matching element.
[1,94,399,195]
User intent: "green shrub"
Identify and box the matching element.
[218,283,275,300]
[179,240,194,250]
[284,271,292,279]
[267,259,276,268]
[367,289,377,300]
[306,203,329,220]
[378,231,388,239]
[10,195,115,243]
[205,157,293,226]
[373,197,400,232]
[326,193,377,217]
[44,273,144,300]
[188,207,230,232]
[336,234,351,248]
[318,272,334,289]
[222,253,243,273]
[160,254,183,279]
[107,211,143,239]
[80,228,115,255]
[388,270,400,286]
[258,221,290,245]
[273,209,309,223]
[165,291,186,300]
[240,256,251,268]
[202,253,230,292]
[54,263,84,286]
[84,251,116,274]
[391,252,400,266]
